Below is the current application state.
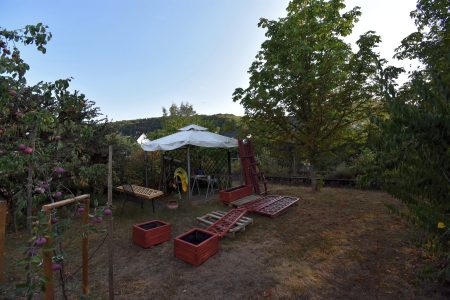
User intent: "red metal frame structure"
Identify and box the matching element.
[238,139,267,195]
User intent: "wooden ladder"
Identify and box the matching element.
[238,139,268,195]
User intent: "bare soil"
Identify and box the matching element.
[2,185,447,299]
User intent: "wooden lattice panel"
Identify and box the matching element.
[115,185,164,200]
[253,196,299,218]
[244,195,283,212]
[206,208,248,238]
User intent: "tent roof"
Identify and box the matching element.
[138,124,238,151]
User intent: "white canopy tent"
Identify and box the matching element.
[137,124,238,198]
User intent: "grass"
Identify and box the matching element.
[2,185,447,299]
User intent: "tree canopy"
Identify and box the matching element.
[233,0,393,189]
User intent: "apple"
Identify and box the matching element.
[51,263,62,271]
[77,207,85,214]
[103,208,112,217]
[18,144,26,151]
[94,216,103,223]
[24,147,33,154]
[54,167,65,174]
[54,191,62,198]
[35,237,47,246]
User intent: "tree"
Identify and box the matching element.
[150,101,211,139]
[0,25,116,231]
[373,0,449,279]
[233,0,394,190]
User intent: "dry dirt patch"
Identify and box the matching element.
[3,185,440,299]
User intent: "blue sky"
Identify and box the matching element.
[1,0,417,121]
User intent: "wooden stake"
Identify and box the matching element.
[82,197,89,295]
[42,195,90,299]
[107,145,114,299]
[43,210,54,300]
[0,201,6,282]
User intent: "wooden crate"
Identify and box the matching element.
[133,220,171,248]
[219,185,253,203]
[174,228,219,267]
[196,210,253,238]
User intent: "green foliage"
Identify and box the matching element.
[233,0,395,189]
[372,0,449,280]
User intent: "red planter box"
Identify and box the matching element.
[174,228,219,266]
[133,220,171,248]
[219,185,253,203]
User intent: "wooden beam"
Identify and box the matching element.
[42,195,90,211]
[107,145,114,300]
[0,201,6,282]
[82,197,89,295]
[43,210,54,300]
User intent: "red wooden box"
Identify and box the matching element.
[174,228,219,266]
[219,185,253,203]
[133,220,171,248]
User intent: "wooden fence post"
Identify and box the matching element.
[0,201,6,282]
[108,145,114,299]
[82,197,89,295]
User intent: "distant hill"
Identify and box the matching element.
[113,114,241,138]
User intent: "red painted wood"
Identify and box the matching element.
[244,195,282,211]
[132,220,171,248]
[238,139,267,195]
[206,208,248,238]
[249,196,300,218]
[219,185,253,203]
[174,228,219,266]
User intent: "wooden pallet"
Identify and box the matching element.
[229,194,261,207]
[196,210,253,238]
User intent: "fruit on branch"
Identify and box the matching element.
[18,144,27,151]
[54,166,65,174]
[35,237,47,246]
[103,208,112,216]
[51,263,62,271]
[24,147,33,154]
[54,191,62,198]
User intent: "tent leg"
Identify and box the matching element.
[187,146,191,201]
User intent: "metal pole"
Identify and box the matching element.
[187,146,191,200]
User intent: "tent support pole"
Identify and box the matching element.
[187,146,191,201]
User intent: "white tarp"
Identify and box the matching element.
[137,124,238,151]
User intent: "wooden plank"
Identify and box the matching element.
[107,145,114,300]
[42,194,90,211]
[43,210,54,300]
[82,197,90,295]
[230,195,261,207]
[197,210,253,238]
[0,201,5,282]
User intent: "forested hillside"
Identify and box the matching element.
[113,113,241,138]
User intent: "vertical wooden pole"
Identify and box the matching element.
[227,150,231,189]
[82,197,89,295]
[44,210,54,300]
[107,146,114,299]
[0,201,6,282]
[144,151,148,187]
